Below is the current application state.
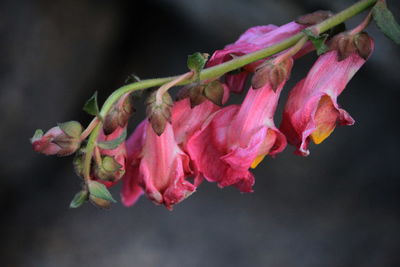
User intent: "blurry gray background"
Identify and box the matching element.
[1,0,400,266]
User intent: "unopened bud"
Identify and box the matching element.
[93,156,123,181]
[146,90,173,136]
[52,135,81,156]
[329,33,356,61]
[204,80,224,106]
[89,195,111,209]
[354,32,373,59]
[103,93,134,135]
[189,84,207,108]
[252,59,292,91]
[31,121,82,156]
[296,10,333,25]
[251,63,271,89]
[58,121,83,138]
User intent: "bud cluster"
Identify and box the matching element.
[178,80,225,108]
[329,32,373,61]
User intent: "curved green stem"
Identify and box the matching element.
[83,123,101,180]
[82,0,377,182]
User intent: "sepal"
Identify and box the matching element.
[146,90,173,136]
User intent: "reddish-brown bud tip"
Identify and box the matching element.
[146,90,173,136]
[58,121,83,138]
[103,94,134,135]
[330,33,358,61]
[189,84,207,108]
[252,59,291,91]
[296,10,333,25]
[269,66,287,92]
[204,80,224,106]
[354,32,373,59]
[251,65,270,90]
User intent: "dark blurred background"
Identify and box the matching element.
[1,0,400,266]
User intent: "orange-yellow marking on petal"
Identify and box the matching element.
[310,95,339,145]
[251,154,267,169]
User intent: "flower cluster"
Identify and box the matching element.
[32,18,374,210]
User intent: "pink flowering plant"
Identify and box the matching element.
[31,0,400,210]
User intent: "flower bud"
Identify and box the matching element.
[177,81,226,108]
[189,84,207,108]
[252,58,292,91]
[296,10,333,25]
[204,80,225,106]
[93,156,123,181]
[103,93,134,135]
[146,90,173,136]
[354,32,373,59]
[89,195,111,209]
[31,121,83,156]
[330,32,374,61]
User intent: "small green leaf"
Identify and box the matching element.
[97,128,127,149]
[31,129,44,141]
[187,52,209,80]
[125,73,141,84]
[372,1,400,45]
[69,190,89,208]
[88,180,116,202]
[83,91,100,116]
[303,29,329,55]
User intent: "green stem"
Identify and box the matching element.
[83,123,101,180]
[274,36,308,64]
[156,72,193,106]
[82,0,377,182]
[80,117,99,141]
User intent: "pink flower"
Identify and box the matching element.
[187,60,292,192]
[171,84,230,185]
[280,41,374,156]
[121,121,146,207]
[122,87,229,208]
[207,22,306,93]
[122,121,195,209]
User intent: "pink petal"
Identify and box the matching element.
[280,46,374,156]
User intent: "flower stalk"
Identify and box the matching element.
[80,117,100,141]
[81,0,377,185]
